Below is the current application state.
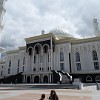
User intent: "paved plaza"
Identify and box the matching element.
[0,84,100,100]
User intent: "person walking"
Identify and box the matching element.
[48,90,59,100]
[39,94,45,100]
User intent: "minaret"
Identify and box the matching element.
[0,0,7,58]
[0,0,6,32]
[93,18,100,36]
[41,30,45,34]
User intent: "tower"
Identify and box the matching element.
[93,18,100,36]
[0,0,7,58]
[0,0,6,32]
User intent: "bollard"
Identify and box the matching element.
[96,83,100,90]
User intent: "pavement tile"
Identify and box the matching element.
[1,92,92,100]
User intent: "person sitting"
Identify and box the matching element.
[49,90,59,100]
[39,94,45,100]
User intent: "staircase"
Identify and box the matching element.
[57,71,70,84]
[52,70,72,84]
[0,72,23,84]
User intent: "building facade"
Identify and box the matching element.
[0,19,100,83]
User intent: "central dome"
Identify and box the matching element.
[49,28,74,39]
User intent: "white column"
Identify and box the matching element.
[48,50,51,72]
[32,50,34,72]
[23,75,25,83]
[50,36,53,70]
[26,53,29,72]
[49,74,52,83]
[41,48,43,71]
[25,75,26,83]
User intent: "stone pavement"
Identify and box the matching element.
[0,85,100,100]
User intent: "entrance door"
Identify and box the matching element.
[43,75,48,83]
[27,76,30,83]
[34,76,39,83]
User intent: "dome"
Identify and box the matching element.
[49,28,74,39]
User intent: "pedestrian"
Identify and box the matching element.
[39,94,45,100]
[48,90,59,100]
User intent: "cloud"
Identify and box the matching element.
[1,0,100,50]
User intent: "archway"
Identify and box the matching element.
[86,76,92,82]
[34,76,39,83]
[27,76,31,83]
[43,75,48,83]
[34,43,42,54]
[28,47,33,55]
[43,45,49,53]
[95,76,100,82]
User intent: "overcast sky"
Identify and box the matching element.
[1,0,100,51]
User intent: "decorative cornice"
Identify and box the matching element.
[55,37,77,44]
[25,33,56,42]
[71,36,100,44]
[6,50,19,55]
[19,46,26,50]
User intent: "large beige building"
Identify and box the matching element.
[0,19,100,84]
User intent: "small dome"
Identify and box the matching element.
[49,28,74,39]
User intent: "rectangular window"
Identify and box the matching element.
[23,66,24,72]
[60,63,64,70]
[48,54,49,62]
[1,71,3,76]
[94,62,99,70]
[76,53,80,62]
[60,52,64,62]
[34,55,36,63]
[8,68,10,74]
[17,67,19,73]
[76,63,81,70]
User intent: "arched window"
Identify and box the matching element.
[23,57,25,65]
[9,60,11,67]
[35,46,39,54]
[43,45,48,53]
[28,48,32,55]
[92,50,98,61]
[76,52,80,62]
[60,52,64,61]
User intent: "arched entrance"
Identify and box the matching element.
[34,76,39,83]
[43,75,48,83]
[27,76,31,83]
